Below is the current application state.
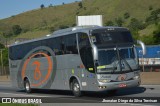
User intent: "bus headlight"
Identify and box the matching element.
[98,79,110,83]
[133,75,140,79]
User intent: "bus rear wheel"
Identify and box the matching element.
[72,79,82,97]
[24,79,32,93]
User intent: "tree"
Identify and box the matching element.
[40,4,45,9]
[146,8,160,24]
[49,4,53,8]
[105,21,114,26]
[153,25,160,44]
[78,2,83,8]
[0,43,5,49]
[128,18,146,40]
[149,5,153,11]
[2,31,13,38]
[0,48,8,67]
[2,48,9,66]
[124,12,130,19]
[12,25,22,35]
[128,18,145,31]
[115,17,123,26]
[76,11,79,15]
[49,26,55,33]
[139,35,154,45]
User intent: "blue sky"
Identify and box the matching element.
[0,0,81,19]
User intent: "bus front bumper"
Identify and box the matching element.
[97,79,141,91]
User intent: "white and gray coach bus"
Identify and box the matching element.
[9,26,146,97]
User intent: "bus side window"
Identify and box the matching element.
[54,37,63,55]
[78,33,95,73]
[33,34,78,56]
[9,47,16,60]
[64,34,78,54]
[16,45,23,59]
[44,37,61,55]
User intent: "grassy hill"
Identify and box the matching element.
[0,0,160,45]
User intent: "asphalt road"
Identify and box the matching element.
[0,81,160,106]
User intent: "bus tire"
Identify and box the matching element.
[72,79,82,97]
[24,79,32,93]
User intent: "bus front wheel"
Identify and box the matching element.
[72,79,82,97]
[24,79,32,93]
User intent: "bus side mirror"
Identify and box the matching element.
[92,44,98,61]
[137,40,146,55]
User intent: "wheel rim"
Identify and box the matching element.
[25,82,30,91]
[73,83,80,92]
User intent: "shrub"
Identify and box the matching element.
[78,2,83,8]
[49,26,55,33]
[124,12,130,19]
[149,5,153,11]
[2,31,13,38]
[153,25,160,44]
[115,17,124,26]
[2,48,9,66]
[12,25,22,35]
[0,43,5,49]
[49,4,53,8]
[145,8,160,24]
[128,18,145,31]
[105,21,114,26]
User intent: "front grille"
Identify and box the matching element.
[110,78,134,82]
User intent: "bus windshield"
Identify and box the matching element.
[98,48,117,67]
[97,47,136,73]
[91,30,133,45]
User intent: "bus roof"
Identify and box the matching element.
[9,26,128,47]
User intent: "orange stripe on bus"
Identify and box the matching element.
[32,61,42,81]
[21,52,53,87]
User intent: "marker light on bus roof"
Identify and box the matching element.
[14,41,19,44]
[72,28,77,31]
[107,28,115,31]
[46,34,51,37]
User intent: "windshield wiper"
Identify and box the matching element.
[116,46,122,72]
[111,61,118,73]
[120,57,133,72]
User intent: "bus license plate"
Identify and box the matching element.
[119,84,126,88]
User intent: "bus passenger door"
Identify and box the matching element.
[78,33,97,90]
